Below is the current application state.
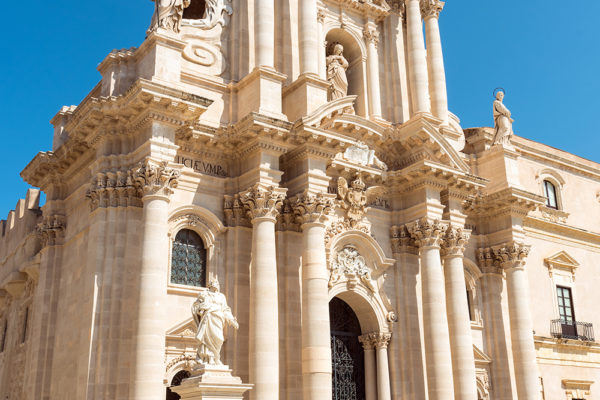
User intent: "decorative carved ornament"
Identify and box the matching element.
[407,218,448,249]
[293,192,336,226]
[134,161,181,198]
[476,369,491,400]
[329,246,377,293]
[562,379,593,400]
[477,241,531,273]
[337,174,385,227]
[363,26,380,47]
[334,142,388,171]
[420,0,444,19]
[87,170,142,210]
[544,251,579,280]
[36,215,66,248]
[390,225,418,255]
[239,185,287,222]
[184,0,233,29]
[223,194,249,227]
[358,332,392,350]
[441,226,470,257]
[148,0,191,34]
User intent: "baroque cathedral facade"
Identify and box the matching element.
[1,0,599,399]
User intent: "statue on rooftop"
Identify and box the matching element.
[327,44,349,101]
[148,0,191,34]
[192,275,239,365]
[195,0,234,29]
[492,90,514,146]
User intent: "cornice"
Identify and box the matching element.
[323,0,391,21]
[465,187,545,219]
[525,216,600,250]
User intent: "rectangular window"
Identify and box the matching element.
[21,307,29,344]
[556,286,578,338]
[544,180,558,209]
[466,289,474,321]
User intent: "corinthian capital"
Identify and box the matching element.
[390,225,418,255]
[363,26,380,47]
[407,218,448,249]
[134,160,181,199]
[420,0,444,19]
[293,191,335,226]
[240,185,287,222]
[441,226,471,257]
[492,242,530,270]
[477,248,503,275]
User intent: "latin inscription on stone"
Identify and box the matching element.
[175,155,228,178]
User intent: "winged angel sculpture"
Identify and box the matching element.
[337,174,386,226]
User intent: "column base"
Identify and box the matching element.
[236,66,288,121]
[282,73,329,122]
[171,364,253,400]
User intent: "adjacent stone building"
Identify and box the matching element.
[1,1,599,399]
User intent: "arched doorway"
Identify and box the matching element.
[330,297,365,400]
[166,370,191,400]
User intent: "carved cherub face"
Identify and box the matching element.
[334,44,344,56]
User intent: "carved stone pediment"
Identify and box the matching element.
[544,251,579,280]
[167,318,197,339]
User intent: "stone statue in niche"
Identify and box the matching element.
[148,0,191,34]
[337,141,388,171]
[326,44,349,101]
[192,275,239,365]
[329,246,377,292]
[191,0,233,30]
[492,91,514,146]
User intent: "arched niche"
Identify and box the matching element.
[325,28,367,117]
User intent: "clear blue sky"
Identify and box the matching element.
[1,1,599,215]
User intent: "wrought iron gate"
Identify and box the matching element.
[330,298,365,400]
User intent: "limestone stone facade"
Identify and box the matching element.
[1,1,599,399]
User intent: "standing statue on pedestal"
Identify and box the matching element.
[492,91,514,146]
[192,276,239,365]
[327,44,349,101]
[148,0,191,34]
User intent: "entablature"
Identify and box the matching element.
[323,0,392,21]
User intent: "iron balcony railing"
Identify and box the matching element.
[551,319,595,342]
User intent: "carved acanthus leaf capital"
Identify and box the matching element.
[87,169,141,210]
[240,185,287,222]
[477,248,503,276]
[420,0,444,19]
[363,26,380,47]
[441,226,471,257]
[407,218,448,249]
[224,194,250,227]
[134,161,181,199]
[293,192,335,226]
[390,225,418,255]
[359,332,392,350]
[492,242,530,270]
[37,215,66,248]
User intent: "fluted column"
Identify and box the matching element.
[494,242,540,400]
[442,227,477,400]
[478,249,513,400]
[255,0,275,67]
[421,0,448,124]
[374,333,392,400]
[241,185,287,400]
[364,24,382,119]
[131,161,180,400]
[408,218,454,400]
[406,0,430,115]
[299,0,320,75]
[359,335,377,400]
[293,193,335,400]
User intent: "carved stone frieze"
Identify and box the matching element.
[329,246,377,293]
[407,218,448,249]
[87,170,142,210]
[420,0,444,19]
[37,215,67,248]
[441,226,470,257]
[390,225,418,255]
[239,185,287,222]
[223,194,250,227]
[134,161,181,199]
[293,192,335,226]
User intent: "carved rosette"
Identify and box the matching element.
[441,226,471,258]
[420,0,444,19]
[363,26,380,48]
[407,218,448,249]
[87,170,141,210]
[239,185,287,222]
[492,242,530,270]
[293,192,335,226]
[37,215,67,248]
[390,225,418,255]
[134,161,181,199]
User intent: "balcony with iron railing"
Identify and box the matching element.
[551,319,595,342]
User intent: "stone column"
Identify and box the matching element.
[478,249,513,400]
[317,9,327,80]
[359,335,377,400]
[255,0,275,67]
[240,185,287,400]
[408,218,454,400]
[421,0,449,124]
[364,24,382,119]
[374,333,392,400]
[299,0,320,75]
[293,193,335,400]
[131,161,180,400]
[442,227,477,400]
[494,243,540,400]
[406,0,430,115]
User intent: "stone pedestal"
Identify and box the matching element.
[172,365,253,400]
